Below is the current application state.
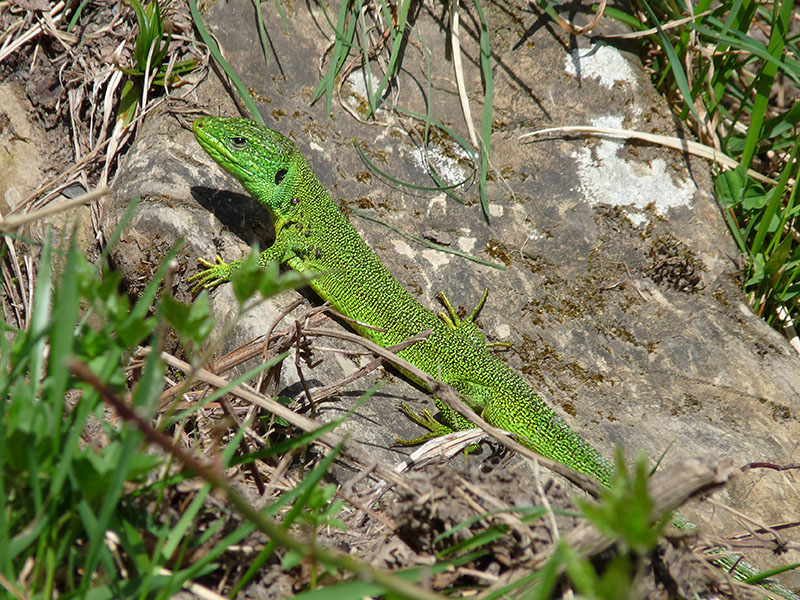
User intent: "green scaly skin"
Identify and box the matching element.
[190,116,797,598]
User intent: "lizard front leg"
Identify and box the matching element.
[188,236,294,292]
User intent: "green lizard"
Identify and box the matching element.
[189,115,797,598]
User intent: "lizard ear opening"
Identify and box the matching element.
[274,169,288,185]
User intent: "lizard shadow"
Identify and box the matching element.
[191,185,276,250]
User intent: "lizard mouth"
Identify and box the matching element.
[193,117,256,182]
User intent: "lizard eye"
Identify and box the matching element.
[274,169,287,185]
[230,136,247,149]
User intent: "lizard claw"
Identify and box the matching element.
[395,403,454,446]
[188,255,234,293]
[437,288,491,348]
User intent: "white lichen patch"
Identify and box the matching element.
[421,248,451,269]
[346,68,383,104]
[494,323,511,339]
[408,144,468,187]
[425,194,448,217]
[457,236,478,253]
[572,116,696,224]
[488,203,504,218]
[564,44,637,89]
[391,239,416,260]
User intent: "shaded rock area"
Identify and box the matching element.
[95,0,800,592]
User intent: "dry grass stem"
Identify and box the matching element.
[522,125,779,186]
[0,186,110,232]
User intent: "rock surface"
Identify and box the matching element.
[103,0,800,586]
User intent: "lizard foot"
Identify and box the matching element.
[395,403,454,445]
[437,288,510,349]
[437,289,511,350]
[188,256,237,293]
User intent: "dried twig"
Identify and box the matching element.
[154,348,412,490]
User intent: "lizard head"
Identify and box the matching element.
[193,116,308,220]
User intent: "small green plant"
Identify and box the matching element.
[118,0,197,126]
[537,452,666,600]
[578,451,668,556]
[0,233,182,598]
[280,483,346,587]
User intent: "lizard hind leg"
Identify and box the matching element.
[394,403,455,446]
[436,288,487,341]
[437,288,510,350]
[395,378,493,451]
[395,399,484,455]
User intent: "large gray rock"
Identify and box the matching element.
[105,0,800,588]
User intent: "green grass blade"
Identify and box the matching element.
[311,0,359,115]
[597,5,647,30]
[743,561,800,585]
[28,231,53,400]
[253,0,270,72]
[46,241,83,449]
[273,0,289,31]
[230,441,345,595]
[738,0,792,170]
[67,0,93,31]
[751,139,798,257]
[0,317,9,572]
[366,0,411,117]
[638,0,701,125]
[189,0,264,124]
